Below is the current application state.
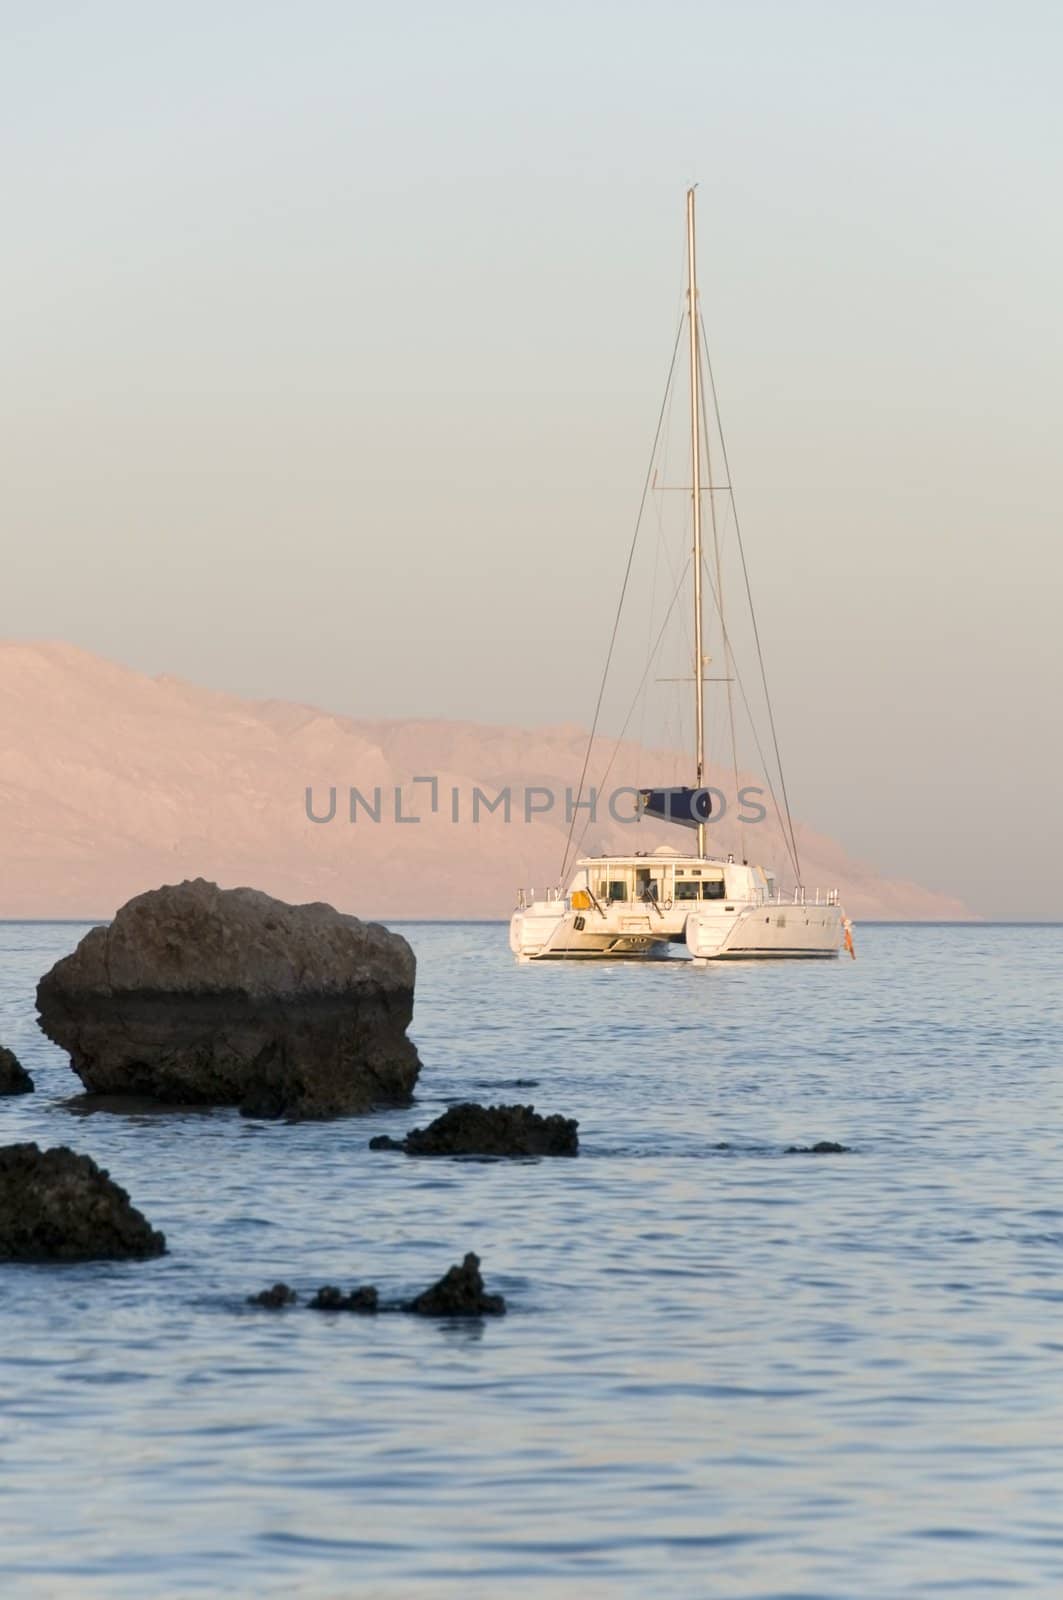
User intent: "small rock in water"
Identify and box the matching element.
[309,1283,379,1313]
[309,1284,345,1311]
[249,1259,501,1319]
[371,1102,578,1158]
[785,1140,852,1155]
[247,1282,298,1308]
[406,1252,506,1318]
[0,1045,34,1096]
[0,1142,166,1260]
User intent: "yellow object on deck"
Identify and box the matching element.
[570,890,591,911]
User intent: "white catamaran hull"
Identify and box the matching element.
[683,903,843,960]
[509,906,667,960]
[509,893,844,962]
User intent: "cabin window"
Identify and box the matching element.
[702,880,726,900]
[675,881,699,900]
[608,880,626,902]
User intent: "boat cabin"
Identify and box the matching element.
[570,848,773,910]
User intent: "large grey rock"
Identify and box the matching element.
[0,1045,33,1095]
[36,879,421,1119]
[0,1142,166,1260]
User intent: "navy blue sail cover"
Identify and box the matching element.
[638,787,713,830]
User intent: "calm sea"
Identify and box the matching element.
[1,921,1061,1598]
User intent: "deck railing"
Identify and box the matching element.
[516,887,566,911]
[772,887,839,907]
[517,885,840,911]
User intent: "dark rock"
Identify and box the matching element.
[0,1142,166,1261]
[248,1282,298,1308]
[372,1102,578,1158]
[309,1283,379,1313]
[309,1284,346,1311]
[0,1045,34,1096]
[36,878,421,1120]
[785,1140,852,1155]
[238,1084,291,1121]
[250,1259,501,1320]
[406,1252,506,1317]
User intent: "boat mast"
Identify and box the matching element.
[686,187,707,858]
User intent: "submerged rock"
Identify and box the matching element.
[309,1284,346,1311]
[785,1140,852,1155]
[36,878,421,1120]
[247,1282,298,1308]
[0,1142,166,1261]
[370,1101,578,1157]
[0,1045,34,1096]
[308,1284,379,1313]
[406,1252,506,1317]
[250,1256,504,1319]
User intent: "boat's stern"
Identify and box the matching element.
[509,887,671,960]
[509,897,568,960]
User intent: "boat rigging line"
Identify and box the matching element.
[566,558,692,870]
[558,233,805,890]
[559,319,684,883]
[697,307,803,883]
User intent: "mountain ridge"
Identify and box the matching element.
[0,640,973,922]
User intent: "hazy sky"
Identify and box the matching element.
[3,1,1061,917]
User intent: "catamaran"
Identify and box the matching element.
[509,189,851,962]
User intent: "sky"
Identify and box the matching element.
[3,1,1061,917]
